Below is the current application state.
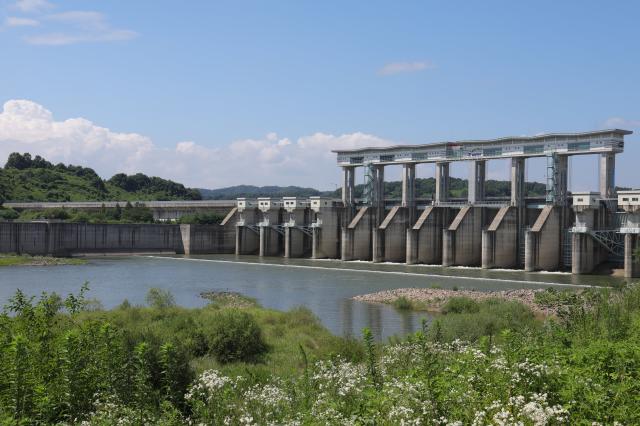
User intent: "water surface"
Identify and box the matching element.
[0,255,625,340]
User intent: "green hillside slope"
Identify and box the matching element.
[0,153,201,202]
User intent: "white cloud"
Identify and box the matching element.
[0,99,393,189]
[12,0,52,13]
[378,61,434,76]
[4,16,39,27]
[604,117,640,129]
[3,1,137,46]
[24,10,137,45]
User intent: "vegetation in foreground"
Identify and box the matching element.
[1,285,640,424]
[0,254,86,267]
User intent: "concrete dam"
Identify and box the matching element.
[2,129,639,279]
[233,129,640,278]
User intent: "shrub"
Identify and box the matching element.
[207,310,267,363]
[442,297,480,314]
[0,208,19,220]
[146,288,176,309]
[392,296,413,310]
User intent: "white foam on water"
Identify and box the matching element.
[141,256,596,289]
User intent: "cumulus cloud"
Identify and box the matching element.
[378,61,434,76]
[4,16,39,27]
[604,117,640,129]
[0,99,393,189]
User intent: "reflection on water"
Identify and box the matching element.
[0,254,624,340]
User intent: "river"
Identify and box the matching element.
[0,255,625,340]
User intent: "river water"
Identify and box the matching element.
[0,255,625,340]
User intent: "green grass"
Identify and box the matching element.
[81,300,364,379]
[0,254,86,267]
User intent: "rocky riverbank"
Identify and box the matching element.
[354,287,557,316]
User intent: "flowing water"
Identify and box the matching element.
[0,254,625,340]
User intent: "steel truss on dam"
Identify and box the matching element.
[232,129,640,279]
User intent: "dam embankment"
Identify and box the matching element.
[0,222,235,256]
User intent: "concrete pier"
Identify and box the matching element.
[570,193,602,274]
[235,199,259,255]
[435,162,450,204]
[572,232,598,274]
[375,206,410,262]
[257,198,283,257]
[619,191,640,278]
[310,197,341,259]
[342,207,372,261]
[624,234,640,278]
[468,160,486,204]
[406,207,449,265]
[482,206,518,269]
[600,153,616,199]
[442,207,486,267]
[282,197,311,258]
[525,206,562,272]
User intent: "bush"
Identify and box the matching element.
[0,208,19,220]
[441,297,480,314]
[393,296,413,310]
[207,310,267,363]
[146,288,176,309]
[432,298,536,343]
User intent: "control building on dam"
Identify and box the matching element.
[232,129,640,278]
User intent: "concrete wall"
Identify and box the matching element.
[181,224,236,255]
[525,206,561,272]
[406,207,448,265]
[442,207,485,267]
[341,207,372,261]
[0,221,235,256]
[482,206,518,269]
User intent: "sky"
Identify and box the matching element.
[0,0,639,191]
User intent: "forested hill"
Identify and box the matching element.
[200,178,547,200]
[0,153,201,202]
[198,185,328,200]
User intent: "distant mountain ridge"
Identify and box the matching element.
[200,178,549,200]
[198,185,331,200]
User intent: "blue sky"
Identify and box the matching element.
[0,0,638,189]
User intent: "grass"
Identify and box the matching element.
[81,298,365,379]
[0,254,86,267]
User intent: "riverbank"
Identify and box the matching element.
[0,254,86,267]
[354,287,560,316]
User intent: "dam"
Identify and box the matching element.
[2,129,639,279]
[233,129,640,278]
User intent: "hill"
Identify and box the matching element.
[198,185,330,200]
[201,178,548,200]
[0,153,201,203]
